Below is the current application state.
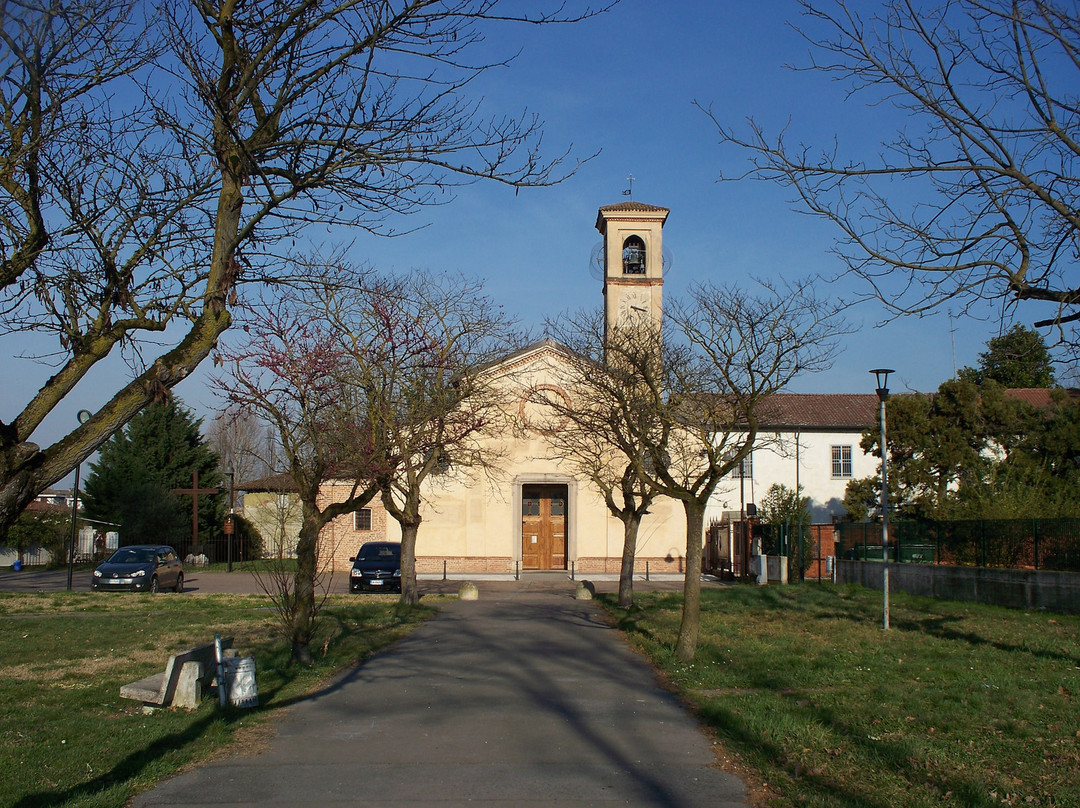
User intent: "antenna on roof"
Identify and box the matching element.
[623,174,635,199]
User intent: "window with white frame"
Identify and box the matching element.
[731,453,753,479]
[354,508,372,531]
[831,445,853,478]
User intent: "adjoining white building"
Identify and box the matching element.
[706,394,880,526]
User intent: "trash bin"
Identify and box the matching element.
[223,657,258,708]
[12,560,21,572]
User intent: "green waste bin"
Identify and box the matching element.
[898,544,936,563]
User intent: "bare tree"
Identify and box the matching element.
[207,407,275,486]
[320,270,519,605]
[540,315,662,608]
[705,0,1080,350]
[0,0,606,536]
[558,282,844,660]
[216,266,381,664]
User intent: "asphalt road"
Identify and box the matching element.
[0,567,700,597]
[0,567,295,595]
[132,587,748,807]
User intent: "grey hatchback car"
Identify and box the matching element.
[92,545,184,593]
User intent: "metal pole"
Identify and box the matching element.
[871,369,894,631]
[879,392,891,630]
[227,469,235,573]
[66,462,81,592]
[795,432,803,582]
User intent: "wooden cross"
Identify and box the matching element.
[172,471,218,552]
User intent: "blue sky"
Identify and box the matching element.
[6,0,1034,475]
[288,0,1007,399]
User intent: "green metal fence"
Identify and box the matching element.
[835,518,1080,572]
[760,522,818,581]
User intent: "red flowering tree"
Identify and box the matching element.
[219,262,517,658]
[321,270,518,605]
[217,270,382,663]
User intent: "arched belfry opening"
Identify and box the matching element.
[622,235,646,275]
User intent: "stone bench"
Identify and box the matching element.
[120,637,233,710]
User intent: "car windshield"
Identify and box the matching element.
[357,545,399,562]
[108,547,156,564]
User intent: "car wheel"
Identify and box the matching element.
[149,575,160,594]
[174,572,184,593]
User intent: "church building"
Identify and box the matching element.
[319,201,693,576]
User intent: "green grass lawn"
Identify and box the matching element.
[0,592,431,808]
[602,584,1080,808]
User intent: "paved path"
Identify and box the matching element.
[133,582,748,807]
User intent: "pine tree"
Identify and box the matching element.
[82,398,222,548]
[958,325,1056,388]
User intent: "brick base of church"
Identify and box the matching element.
[326,553,691,575]
[574,556,686,575]
[404,556,687,577]
[415,556,516,576]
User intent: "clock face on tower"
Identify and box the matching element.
[617,288,650,323]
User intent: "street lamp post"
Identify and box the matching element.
[870,368,894,630]
[226,467,235,573]
[66,409,93,591]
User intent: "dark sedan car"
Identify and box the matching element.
[349,542,401,593]
[92,545,184,593]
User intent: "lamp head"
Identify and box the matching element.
[869,368,895,401]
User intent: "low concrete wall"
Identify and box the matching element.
[837,560,1080,615]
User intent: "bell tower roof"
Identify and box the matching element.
[595,202,670,233]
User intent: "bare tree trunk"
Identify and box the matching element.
[675,499,705,662]
[290,513,321,664]
[618,515,640,608]
[398,521,420,605]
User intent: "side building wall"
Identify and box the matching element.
[318,483,390,572]
[242,491,304,559]
[707,428,877,525]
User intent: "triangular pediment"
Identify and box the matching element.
[481,339,589,385]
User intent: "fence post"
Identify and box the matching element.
[571,560,575,581]
[443,560,447,581]
[979,520,985,568]
[646,560,650,582]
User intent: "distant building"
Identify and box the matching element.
[33,488,77,509]
[237,473,303,559]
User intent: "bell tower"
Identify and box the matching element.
[595,201,669,338]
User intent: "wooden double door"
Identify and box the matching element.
[521,484,567,570]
